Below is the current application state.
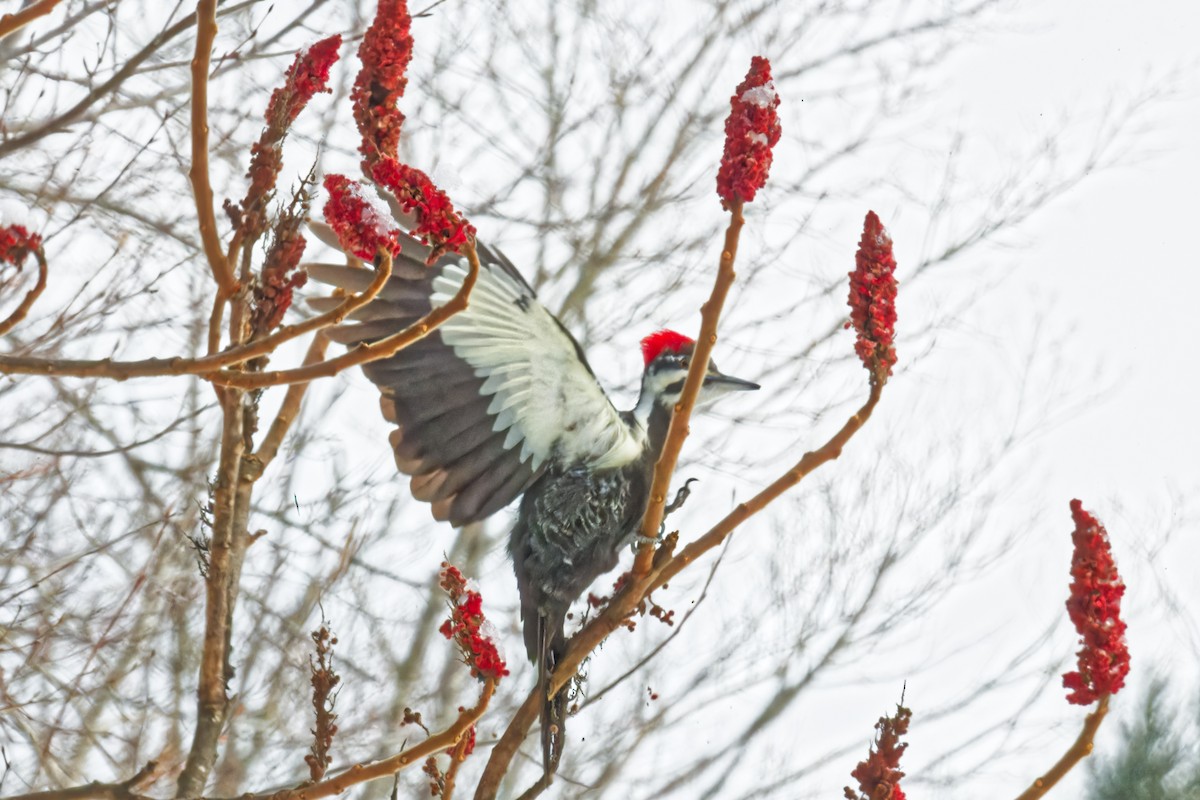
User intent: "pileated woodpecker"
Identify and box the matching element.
[308,215,758,774]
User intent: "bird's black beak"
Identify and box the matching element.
[702,369,760,392]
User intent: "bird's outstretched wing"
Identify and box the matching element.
[306,226,642,527]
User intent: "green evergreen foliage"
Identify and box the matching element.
[1087,676,1200,800]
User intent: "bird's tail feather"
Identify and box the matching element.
[538,612,568,781]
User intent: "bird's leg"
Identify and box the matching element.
[634,478,699,547]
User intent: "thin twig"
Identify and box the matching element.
[0,405,210,457]
[252,332,330,468]
[512,773,552,800]
[0,248,48,335]
[203,243,481,389]
[224,679,496,800]
[1012,694,1110,800]
[0,3,262,159]
[0,253,391,379]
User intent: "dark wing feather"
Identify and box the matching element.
[306,209,641,527]
[306,245,537,526]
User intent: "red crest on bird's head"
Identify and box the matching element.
[641,329,694,367]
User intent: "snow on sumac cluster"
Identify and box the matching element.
[716,56,782,208]
[438,562,510,683]
[321,175,403,260]
[372,158,474,264]
[322,0,472,265]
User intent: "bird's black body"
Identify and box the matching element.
[307,206,756,780]
[512,461,650,658]
[511,408,669,660]
[508,404,673,771]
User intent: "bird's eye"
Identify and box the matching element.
[680,358,690,369]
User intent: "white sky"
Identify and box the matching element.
[953,2,1200,496]
[904,2,1200,795]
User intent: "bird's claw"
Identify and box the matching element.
[633,478,699,550]
[633,532,661,549]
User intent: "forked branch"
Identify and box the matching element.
[647,380,883,595]
[4,678,493,800]
[0,251,391,380]
[238,679,496,800]
[203,242,481,389]
[554,380,883,696]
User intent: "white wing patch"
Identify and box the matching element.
[430,260,643,471]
